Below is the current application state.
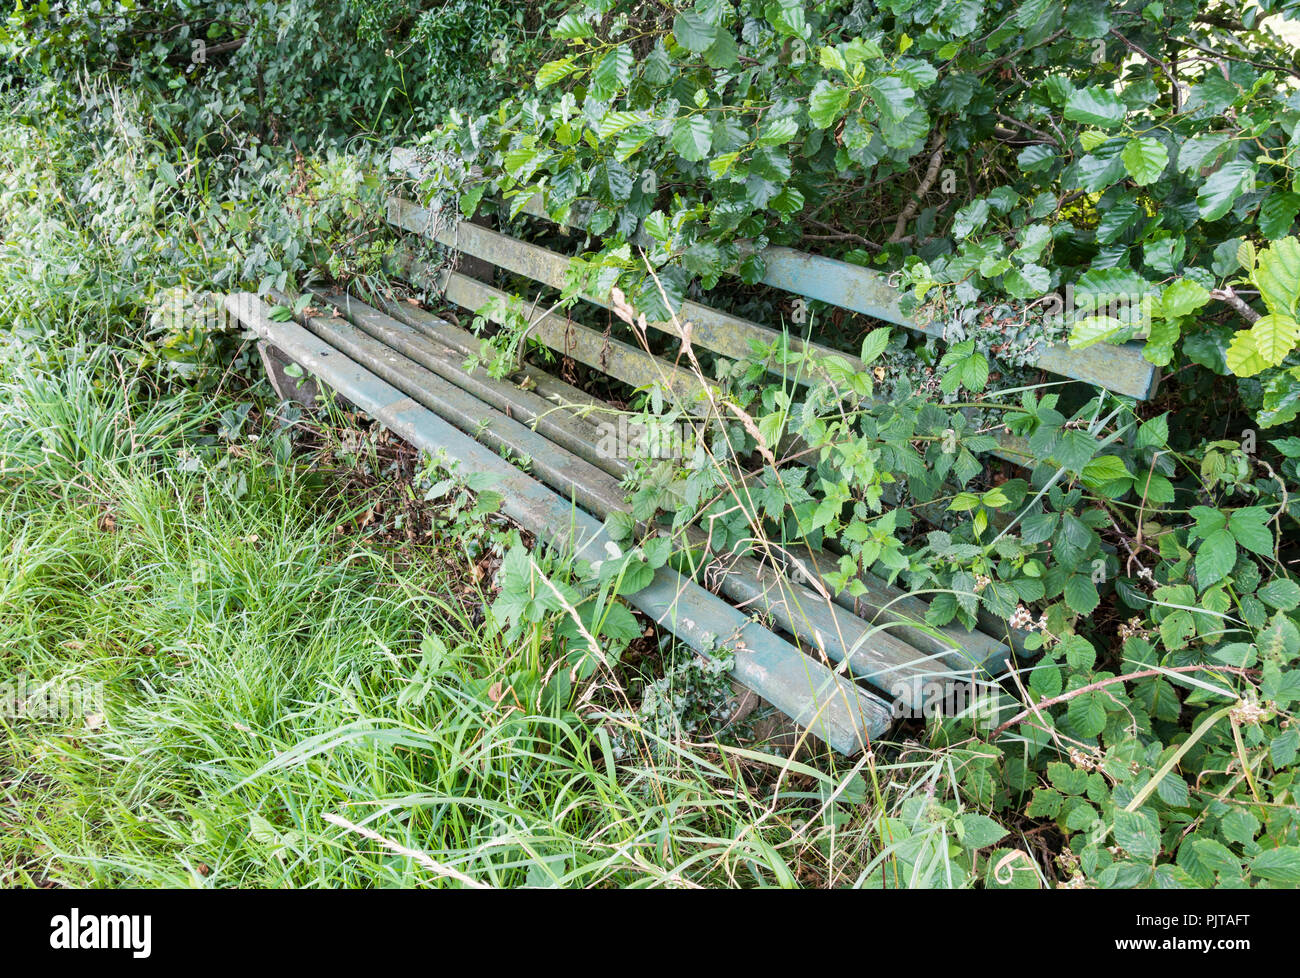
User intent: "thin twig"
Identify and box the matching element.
[989,664,1259,741]
[1109,28,1182,113]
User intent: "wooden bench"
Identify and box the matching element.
[223,146,1160,755]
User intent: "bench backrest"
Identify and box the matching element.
[385,147,1158,436]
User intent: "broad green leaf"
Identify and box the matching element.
[869,77,916,122]
[1063,574,1100,615]
[1017,0,1056,29]
[1251,847,1300,884]
[1195,527,1236,589]
[1159,278,1210,318]
[536,57,578,89]
[1192,838,1241,876]
[1030,660,1062,696]
[1003,262,1050,298]
[1067,689,1106,736]
[1016,224,1052,262]
[860,327,891,363]
[708,151,740,177]
[1227,507,1274,556]
[1096,198,1140,243]
[758,116,799,146]
[596,110,646,139]
[952,199,989,237]
[704,29,739,69]
[1027,788,1063,818]
[1081,454,1133,486]
[1273,727,1300,767]
[589,45,633,99]
[1257,578,1300,610]
[1225,328,1269,377]
[1259,191,1300,239]
[643,42,672,85]
[1178,132,1230,173]
[551,12,594,39]
[767,0,807,37]
[672,11,716,52]
[1069,315,1128,348]
[502,146,551,182]
[1064,87,1126,128]
[958,814,1009,850]
[1078,129,1110,151]
[896,58,938,90]
[671,115,713,162]
[1121,137,1169,185]
[1114,809,1161,862]
[769,185,804,217]
[1253,236,1300,315]
[1218,809,1256,846]
[1197,161,1256,221]
[819,44,847,72]
[1136,413,1169,450]
[1250,314,1299,366]
[808,81,851,129]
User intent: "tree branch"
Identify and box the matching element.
[889,134,946,243]
[1210,286,1261,324]
[1109,28,1182,113]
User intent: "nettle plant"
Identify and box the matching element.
[415,449,664,719]
[911,411,1300,886]
[591,304,1300,884]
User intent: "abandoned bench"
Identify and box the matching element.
[224,146,1159,755]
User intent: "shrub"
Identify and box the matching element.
[417,0,1300,426]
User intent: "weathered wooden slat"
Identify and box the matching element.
[292,293,1005,693]
[755,248,1158,399]
[522,191,1155,399]
[369,271,612,415]
[228,292,891,752]
[312,290,629,481]
[294,302,629,518]
[388,196,864,376]
[441,269,717,410]
[779,541,1009,669]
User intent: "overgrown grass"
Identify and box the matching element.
[0,353,991,888]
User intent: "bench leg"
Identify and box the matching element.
[257,340,321,408]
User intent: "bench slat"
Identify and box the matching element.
[227,292,890,753]
[388,196,858,374]
[440,269,716,409]
[300,293,1007,690]
[295,301,629,519]
[368,271,613,414]
[524,188,1159,400]
[778,541,1010,669]
[312,290,628,481]
[756,247,1157,399]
